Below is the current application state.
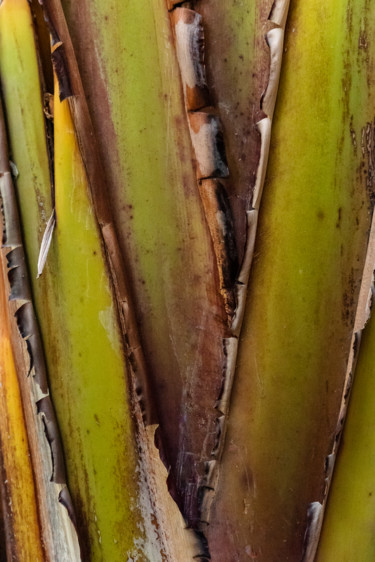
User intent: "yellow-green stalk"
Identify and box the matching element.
[207,1,375,559]
[317,235,375,558]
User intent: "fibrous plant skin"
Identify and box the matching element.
[0,0,375,560]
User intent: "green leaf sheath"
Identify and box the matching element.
[206,1,375,560]
[316,10,375,555]
[0,2,163,559]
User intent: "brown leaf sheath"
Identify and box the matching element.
[39,0,232,547]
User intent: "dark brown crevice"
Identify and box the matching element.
[31,0,54,92]
[30,0,56,206]
[169,1,194,12]
[36,397,66,484]
[51,43,73,101]
[58,487,77,528]
[170,0,291,539]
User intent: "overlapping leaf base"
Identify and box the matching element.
[0,0,374,560]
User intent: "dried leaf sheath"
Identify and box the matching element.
[0,245,44,561]
[193,0,273,256]
[171,6,237,320]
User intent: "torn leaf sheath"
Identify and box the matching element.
[59,0,230,533]
[173,7,210,111]
[193,0,275,259]
[206,1,375,560]
[0,252,44,562]
[172,7,238,321]
[0,1,52,281]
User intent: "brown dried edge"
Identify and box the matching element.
[0,91,80,559]
[169,0,291,528]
